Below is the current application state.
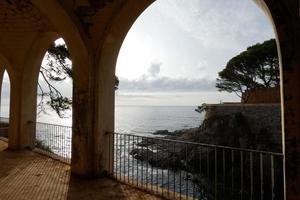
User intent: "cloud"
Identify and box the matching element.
[115,91,240,106]
[155,0,274,50]
[147,63,161,77]
[115,0,272,105]
[118,63,215,92]
[119,77,215,92]
[1,72,10,99]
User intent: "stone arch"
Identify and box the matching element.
[91,0,153,174]
[0,54,14,107]
[259,1,300,198]
[97,0,283,90]
[94,0,285,120]
[22,32,60,89]
[0,53,15,83]
[0,69,11,117]
[31,0,91,80]
[0,55,13,111]
[96,0,153,71]
[95,0,300,198]
[6,32,60,149]
[0,54,14,141]
[31,0,97,175]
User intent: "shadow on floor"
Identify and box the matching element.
[0,140,162,200]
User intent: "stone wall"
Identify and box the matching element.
[241,87,280,104]
[204,103,282,151]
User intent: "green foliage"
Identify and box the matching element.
[114,76,119,90]
[38,42,119,118]
[216,39,279,97]
[46,44,72,79]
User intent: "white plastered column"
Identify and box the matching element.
[7,32,58,149]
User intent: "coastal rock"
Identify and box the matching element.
[132,107,281,170]
[129,148,183,169]
[130,104,282,199]
[152,130,170,135]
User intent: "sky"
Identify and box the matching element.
[1,0,276,110]
[115,0,275,106]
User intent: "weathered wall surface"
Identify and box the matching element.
[0,0,298,197]
[241,87,280,104]
[204,103,282,151]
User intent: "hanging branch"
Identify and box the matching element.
[37,43,72,118]
[37,42,119,118]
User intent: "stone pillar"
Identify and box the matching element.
[282,55,300,200]
[91,0,154,176]
[71,54,113,177]
[255,1,300,198]
[70,53,117,177]
[94,57,116,176]
[260,0,300,199]
[30,0,97,177]
[71,65,95,176]
[280,23,300,200]
[69,43,98,177]
[8,72,38,149]
[71,50,116,177]
[6,33,55,150]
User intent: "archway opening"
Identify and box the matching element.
[113,0,283,199]
[0,70,10,139]
[35,38,73,162]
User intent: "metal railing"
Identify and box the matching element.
[35,122,72,163]
[0,118,284,199]
[0,117,9,138]
[0,117,72,162]
[112,132,284,200]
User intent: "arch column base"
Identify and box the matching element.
[8,77,37,150]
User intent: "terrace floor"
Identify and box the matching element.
[0,140,163,200]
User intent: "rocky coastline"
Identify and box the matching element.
[129,105,283,199]
[131,109,282,167]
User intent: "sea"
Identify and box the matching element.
[1,105,204,134]
[1,105,205,198]
[115,106,204,135]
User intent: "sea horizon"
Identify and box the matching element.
[1,104,204,135]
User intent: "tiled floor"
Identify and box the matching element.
[0,140,163,200]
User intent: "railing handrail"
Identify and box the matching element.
[2,117,283,199]
[0,127,9,130]
[114,131,284,199]
[1,116,72,129]
[1,116,282,156]
[34,121,72,129]
[0,117,9,122]
[113,132,283,156]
